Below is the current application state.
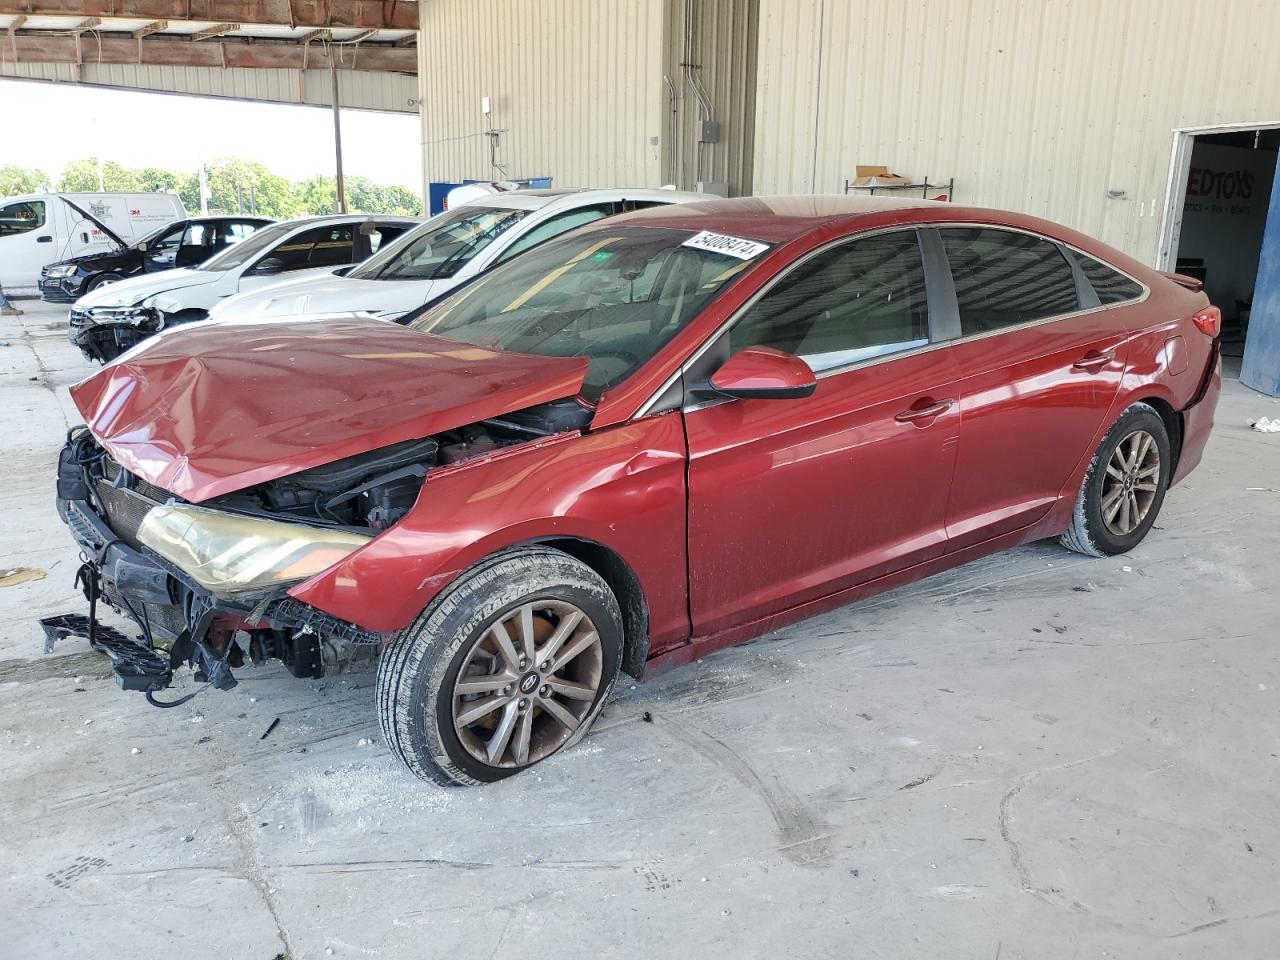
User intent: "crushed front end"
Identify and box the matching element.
[51,427,389,702]
[68,305,164,364]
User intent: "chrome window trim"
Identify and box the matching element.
[634,221,1151,419]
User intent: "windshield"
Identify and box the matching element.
[412,226,767,399]
[349,205,530,281]
[196,220,294,271]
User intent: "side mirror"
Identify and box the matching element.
[254,257,285,276]
[709,346,816,400]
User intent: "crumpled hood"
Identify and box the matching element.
[69,315,589,502]
[76,268,218,307]
[212,274,444,322]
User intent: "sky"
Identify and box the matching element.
[0,79,422,193]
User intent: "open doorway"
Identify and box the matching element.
[1168,128,1280,378]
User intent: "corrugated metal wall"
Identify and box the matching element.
[753,0,1280,263]
[417,0,666,187]
[663,0,758,196]
[0,61,417,111]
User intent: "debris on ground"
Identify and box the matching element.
[259,717,281,741]
[0,567,45,588]
[641,711,654,723]
[357,737,373,746]
[130,747,140,755]
[899,773,936,790]
[1251,416,1280,433]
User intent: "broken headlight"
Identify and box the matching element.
[137,504,372,598]
[88,305,158,327]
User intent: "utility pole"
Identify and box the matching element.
[331,64,347,213]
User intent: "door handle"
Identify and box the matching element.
[1073,350,1114,372]
[36,235,52,243]
[895,398,955,423]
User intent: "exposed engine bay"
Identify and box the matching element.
[50,397,593,701]
[211,397,592,529]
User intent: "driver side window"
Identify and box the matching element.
[152,224,186,251]
[269,225,356,271]
[730,230,930,373]
[0,200,45,237]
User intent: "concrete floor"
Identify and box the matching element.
[3,295,1279,960]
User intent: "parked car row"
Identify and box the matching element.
[48,192,1223,787]
[68,214,420,362]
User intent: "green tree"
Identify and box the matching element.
[57,158,143,192]
[202,158,300,219]
[136,167,187,194]
[0,164,51,197]
[294,174,421,217]
[347,176,422,216]
[295,174,338,216]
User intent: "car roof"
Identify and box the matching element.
[275,214,424,229]
[477,187,705,213]
[598,195,946,242]
[189,215,275,224]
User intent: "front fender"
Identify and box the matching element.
[288,412,690,651]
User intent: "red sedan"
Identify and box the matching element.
[56,197,1221,785]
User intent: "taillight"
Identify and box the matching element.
[1192,306,1221,338]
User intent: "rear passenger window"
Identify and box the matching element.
[1072,252,1144,304]
[941,228,1078,335]
[730,231,929,372]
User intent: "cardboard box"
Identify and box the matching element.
[851,164,915,188]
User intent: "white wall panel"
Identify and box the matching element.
[418,0,665,187]
[753,0,1280,263]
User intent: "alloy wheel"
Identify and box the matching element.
[1101,429,1160,536]
[451,600,604,769]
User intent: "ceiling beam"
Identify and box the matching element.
[67,16,101,32]
[0,0,416,30]
[131,18,166,37]
[190,21,237,39]
[1,31,416,70]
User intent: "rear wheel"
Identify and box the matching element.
[1062,402,1171,557]
[376,548,623,785]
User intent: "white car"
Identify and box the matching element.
[208,189,705,325]
[69,213,422,362]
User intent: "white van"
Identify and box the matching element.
[0,192,186,291]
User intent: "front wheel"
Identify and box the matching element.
[376,548,623,786]
[1061,402,1171,557]
[86,273,122,292]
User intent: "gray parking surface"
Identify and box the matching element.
[3,296,1279,959]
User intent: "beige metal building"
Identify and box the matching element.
[418,0,1280,270]
[417,0,759,197]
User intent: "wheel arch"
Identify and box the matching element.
[1132,394,1183,475]
[536,536,650,678]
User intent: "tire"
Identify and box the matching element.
[376,547,623,786]
[1061,402,1172,557]
[86,273,122,292]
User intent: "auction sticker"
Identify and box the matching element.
[681,231,770,260]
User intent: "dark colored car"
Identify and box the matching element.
[52,196,1221,786]
[40,215,273,302]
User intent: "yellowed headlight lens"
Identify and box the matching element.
[138,504,372,598]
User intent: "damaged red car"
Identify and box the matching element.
[53,197,1221,785]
